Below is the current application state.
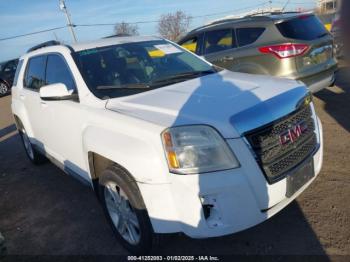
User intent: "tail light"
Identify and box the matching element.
[259,43,309,59]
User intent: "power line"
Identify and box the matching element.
[0,0,315,42]
[0,26,67,41]
[0,2,270,41]
[76,2,271,27]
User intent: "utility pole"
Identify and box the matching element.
[282,0,291,12]
[59,0,77,43]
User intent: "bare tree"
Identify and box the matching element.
[114,22,139,36]
[157,11,192,41]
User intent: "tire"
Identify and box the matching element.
[19,128,47,165]
[0,81,9,96]
[99,164,157,254]
[0,232,6,257]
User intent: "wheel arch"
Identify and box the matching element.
[88,152,137,196]
[87,150,180,234]
[13,114,24,130]
[0,78,10,87]
[82,125,168,185]
[12,104,35,138]
[82,126,178,233]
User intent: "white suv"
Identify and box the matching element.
[11,37,323,254]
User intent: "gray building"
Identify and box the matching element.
[318,0,341,14]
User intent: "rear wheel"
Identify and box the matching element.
[0,82,8,96]
[99,165,156,254]
[19,128,47,165]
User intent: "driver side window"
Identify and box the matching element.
[46,54,76,91]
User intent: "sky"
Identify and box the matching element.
[0,0,317,62]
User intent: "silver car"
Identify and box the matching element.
[179,12,338,93]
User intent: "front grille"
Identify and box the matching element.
[246,105,317,183]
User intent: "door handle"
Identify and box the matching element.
[222,56,235,61]
[20,95,25,100]
[40,101,48,107]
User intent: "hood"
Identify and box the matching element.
[106,70,309,138]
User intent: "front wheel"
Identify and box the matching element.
[99,165,156,254]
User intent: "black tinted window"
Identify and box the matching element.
[13,60,23,86]
[204,29,235,54]
[181,37,199,53]
[236,28,265,47]
[3,60,18,73]
[25,56,46,90]
[276,15,328,40]
[46,55,75,90]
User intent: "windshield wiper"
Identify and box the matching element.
[96,83,150,90]
[96,69,217,90]
[149,70,216,87]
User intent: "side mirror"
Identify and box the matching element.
[39,83,75,101]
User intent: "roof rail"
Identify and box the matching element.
[211,15,270,25]
[27,40,62,53]
[103,33,132,38]
[245,11,300,17]
[187,11,305,35]
[189,16,269,33]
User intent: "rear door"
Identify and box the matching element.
[275,14,336,77]
[202,28,240,70]
[231,27,268,74]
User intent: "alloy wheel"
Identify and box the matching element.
[0,83,8,95]
[104,182,141,245]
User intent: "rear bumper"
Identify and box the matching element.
[297,66,337,93]
[306,73,335,93]
[332,34,344,58]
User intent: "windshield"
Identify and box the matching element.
[75,40,216,99]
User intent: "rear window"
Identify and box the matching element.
[236,28,265,47]
[276,15,328,41]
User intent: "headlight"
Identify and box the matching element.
[161,125,240,174]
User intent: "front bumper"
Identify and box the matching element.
[138,118,323,238]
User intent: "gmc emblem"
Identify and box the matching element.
[279,121,308,146]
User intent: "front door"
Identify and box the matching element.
[38,54,88,180]
[20,55,49,147]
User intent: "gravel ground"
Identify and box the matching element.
[0,66,349,260]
